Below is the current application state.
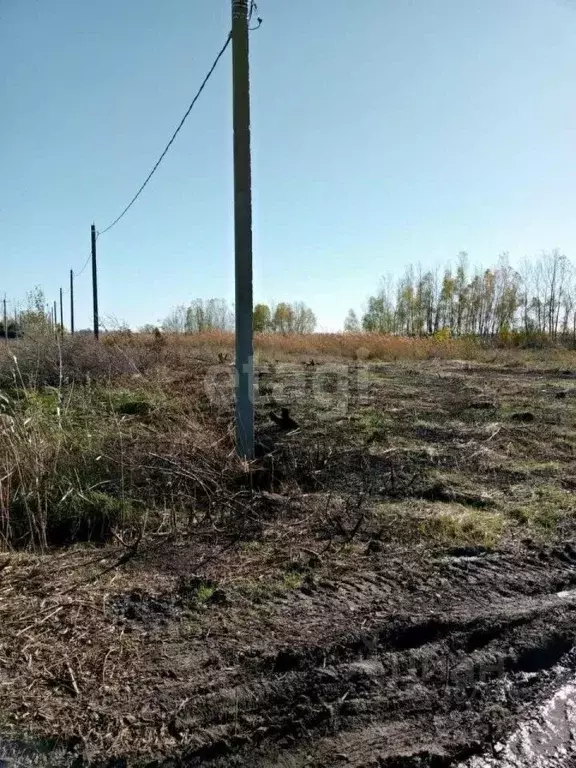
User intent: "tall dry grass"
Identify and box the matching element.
[105,329,476,361]
[0,334,235,549]
[103,329,576,365]
[2,329,575,549]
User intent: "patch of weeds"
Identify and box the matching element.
[196,584,216,603]
[24,388,61,412]
[236,580,277,603]
[177,576,218,606]
[236,571,305,603]
[7,387,61,420]
[419,507,506,548]
[282,571,304,590]
[510,506,564,535]
[7,488,137,546]
[352,408,390,444]
[108,390,155,417]
[504,460,562,478]
[508,485,575,535]
[49,490,137,543]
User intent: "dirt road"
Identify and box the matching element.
[137,541,576,767]
[7,541,576,767]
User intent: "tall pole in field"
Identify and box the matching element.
[91,224,99,340]
[69,269,75,335]
[59,287,64,337]
[232,0,254,459]
[3,295,7,343]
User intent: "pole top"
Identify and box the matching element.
[232,0,248,18]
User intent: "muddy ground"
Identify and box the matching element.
[2,358,576,766]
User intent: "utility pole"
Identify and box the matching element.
[59,287,64,337]
[3,295,7,343]
[91,224,99,340]
[70,269,75,335]
[232,0,254,459]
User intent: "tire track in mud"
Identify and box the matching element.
[168,583,576,766]
[148,545,576,767]
[5,546,576,767]
[145,544,576,767]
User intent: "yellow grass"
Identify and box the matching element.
[100,330,576,366]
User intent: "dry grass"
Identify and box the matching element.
[0,334,242,549]
[2,333,576,762]
[103,329,576,366]
[1,330,576,551]
[0,545,173,760]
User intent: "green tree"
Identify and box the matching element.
[362,289,394,333]
[253,303,271,332]
[439,270,456,331]
[272,302,295,334]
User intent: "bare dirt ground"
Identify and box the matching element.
[2,358,576,766]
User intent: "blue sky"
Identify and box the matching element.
[1,0,576,331]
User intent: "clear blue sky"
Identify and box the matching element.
[1,0,575,331]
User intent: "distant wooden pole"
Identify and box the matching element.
[232,0,254,459]
[91,224,99,339]
[70,269,75,335]
[59,287,64,337]
[3,295,7,343]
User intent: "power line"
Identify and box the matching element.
[98,32,232,237]
[74,248,93,278]
[60,10,263,312]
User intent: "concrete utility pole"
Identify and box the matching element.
[232,0,254,459]
[70,269,75,335]
[91,224,99,340]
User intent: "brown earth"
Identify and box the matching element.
[2,358,576,766]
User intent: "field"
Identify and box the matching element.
[2,332,576,766]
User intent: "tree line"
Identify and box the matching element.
[3,290,319,337]
[8,249,575,343]
[345,250,576,341]
[161,299,317,334]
